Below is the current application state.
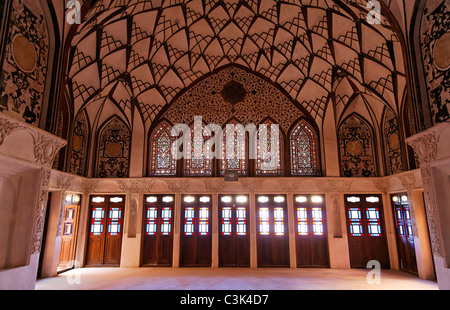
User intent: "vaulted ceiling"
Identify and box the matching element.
[66,0,408,132]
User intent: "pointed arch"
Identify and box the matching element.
[289,118,321,176]
[94,115,131,178]
[338,113,377,177]
[149,120,177,176]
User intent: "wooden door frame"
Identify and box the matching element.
[218,194,250,267]
[84,195,126,267]
[344,194,390,269]
[179,194,213,267]
[140,194,175,267]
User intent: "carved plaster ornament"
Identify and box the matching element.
[164,179,191,192]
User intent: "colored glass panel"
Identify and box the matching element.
[90,207,105,236]
[366,207,381,236]
[108,207,122,236]
[348,208,363,236]
[290,120,320,176]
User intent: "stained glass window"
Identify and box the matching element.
[236,207,247,236]
[294,195,326,237]
[297,207,308,236]
[90,207,105,236]
[259,208,270,235]
[366,208,382,236]
[312,207,324,236]
[348,208,363,236]
[221,121,247,176]
[184,207,195,236]
[150,121,177,176]
[107,207,122,236]
[161,207,172,236]
[222,207,232,236]
[146,207,158,236]
[255,121,283,176]
[290,120,320,176]
[199,207,209,236]
[274,208,285,236]
[183,122,212,177]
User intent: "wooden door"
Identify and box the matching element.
[218,195,250,267]
[180,195,212,267]
[85,196,125,267]
[391,193,418,275]
[141,195,175,267]
[58,203,80,270]
[294,195,329,267]
[345,194,390,268]
[256,195,290,267]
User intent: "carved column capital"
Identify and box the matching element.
[0,114,67,167]
[406,123,447,165]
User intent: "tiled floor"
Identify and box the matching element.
[35,267,438,290]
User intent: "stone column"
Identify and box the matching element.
[407,122,450,288]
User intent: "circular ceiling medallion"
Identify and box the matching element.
[221,80,247,105]
[434,32,450,71]
[12,35,37,72]
[72,136,83,152]
[106,142,122,157]
[346,140,364,156]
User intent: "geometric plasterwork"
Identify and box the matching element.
[67,0,407,131]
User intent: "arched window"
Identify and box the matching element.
[338,114,377,177]
[255,120,283,176]
[220,120,247,176]
[290,120,320,176]
[95,116,130,178]
[149,121,177,176]
[183,121,213,177]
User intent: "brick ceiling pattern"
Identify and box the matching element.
[67,0,407,130]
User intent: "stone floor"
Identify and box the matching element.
[35,267,438,290]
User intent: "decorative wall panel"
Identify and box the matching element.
[95,117,130,178]
[420,0,450,124]
[70,112,89,176]
[383,108,404,175]
[338,114,377,177]
[163,66,304,133]
[0,0,49,125]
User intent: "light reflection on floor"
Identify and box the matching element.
[36,267,438,290]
